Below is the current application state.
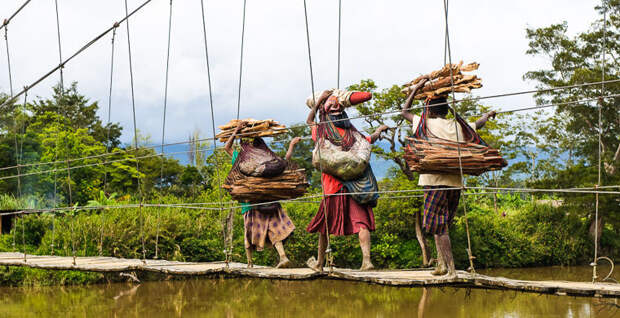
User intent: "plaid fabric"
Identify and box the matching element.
[422,186,461,234]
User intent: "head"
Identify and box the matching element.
[322,96,353,129]
[428,97,449,117]
[323,95,344,115]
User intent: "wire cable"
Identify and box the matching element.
[443,0,476,274]
[3,26,14,96]
[200,0,228,267]
[592,4,607,283]
[53,0,64,90]
[236,0,247,120]
[0,0,153,110]
[123,0,147,263]
[0,0,32,32]
[1,82,617,175]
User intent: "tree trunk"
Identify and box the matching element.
[415,210,430,266]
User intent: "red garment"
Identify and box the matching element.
[306,188,376,236]
[311,126,372,194]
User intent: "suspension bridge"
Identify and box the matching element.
[0,0,618,299]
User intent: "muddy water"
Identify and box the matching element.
[0,266,618,318]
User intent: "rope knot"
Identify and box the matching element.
[113,22,120,28]
[2,19,8,26]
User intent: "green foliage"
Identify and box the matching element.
[523,0,619,239]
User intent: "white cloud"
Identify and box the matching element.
[0,0,601,145]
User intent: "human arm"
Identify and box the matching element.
[224,121,246,156]
[369,125,389,143]
[349,91,372,105]
[475,111,496,129]
[401,77,430,123]
[285,137,302,161]
[306,90,333,125]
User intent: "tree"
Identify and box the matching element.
[524,0,619,243]
[30,83,122,149]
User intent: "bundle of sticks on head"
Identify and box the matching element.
[401,61,482,100]
[404,137,508,176]
[216,119,287,142]
[223,162,309,202]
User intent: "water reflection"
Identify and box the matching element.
[0,267,617,318]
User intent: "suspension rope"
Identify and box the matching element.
[592,4,607,283]
[443,0,476,273]
[17,91,27,262]
[303,0,334,271]
[3,186,619,218]
[124,0,147,263]
[236,0,247,120]
[51,0,65,256]
[53,0,64,90]
[1,81,618,176]
[4,25,14,96]
[0,92,618,184]
[0,0,32,32]
[100,25,119,257]
[0,0,153,110]
[155,0,174,260]
[337,0,342,89]
[200,0,228,266]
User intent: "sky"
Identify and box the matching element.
[0,0,602,153]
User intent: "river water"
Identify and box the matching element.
[0,266,617,317]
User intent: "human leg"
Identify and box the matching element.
[431,234,447,276]
[436,231,456,278]
[274,241,292,268]
[307,232,327,272]
[358,227,374,271]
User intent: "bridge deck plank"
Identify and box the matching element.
[0,253,617,298]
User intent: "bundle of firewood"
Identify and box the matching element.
[402,61,482,100]
[404,137,507,176]
[223,162,309,202]
[216,119,287,142]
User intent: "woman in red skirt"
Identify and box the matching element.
[305,89,388,271]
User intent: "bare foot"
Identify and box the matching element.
[276,258,292,269]
[360,262,375,271]
[442,272,457,280]
[306,257,322,272]
[247,262,254,269]
[431,267,448,276]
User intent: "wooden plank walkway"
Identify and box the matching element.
[1,252,618,298]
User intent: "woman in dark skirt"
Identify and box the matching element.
[225,122,301,268]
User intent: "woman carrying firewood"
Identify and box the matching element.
[401,77,496,278]
[224,122,301,268]
[305,89,389,272]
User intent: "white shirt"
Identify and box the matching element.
[411,115,476,187]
